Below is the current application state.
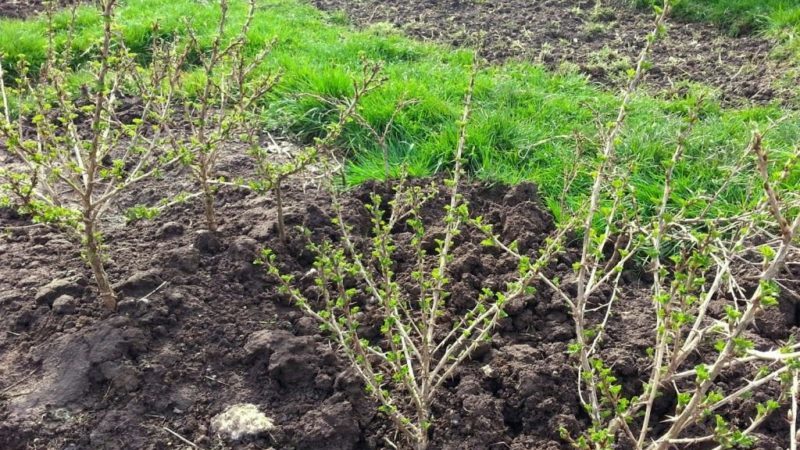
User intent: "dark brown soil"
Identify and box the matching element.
[1,134,799,449]
[0,0,77,19]
[312,0,798,106]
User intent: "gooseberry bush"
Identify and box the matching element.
[516,2,800,448]
[262,61,570,450]
[0,0,184,310]
[167,0,280,233]
[0,0,281,309]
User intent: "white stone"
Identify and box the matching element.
[211,403,275,441]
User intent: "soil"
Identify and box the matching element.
[0,0,78,19]
[311,0,798,106]
[1,134,799,449]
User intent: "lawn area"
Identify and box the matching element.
[1,0,798,221]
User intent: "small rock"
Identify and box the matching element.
[227,237,259,261]
[32,234,51,245]
[296,400,359,450]
[504,295,530,316]
[333,370,363,397]
[314,372,333,391]
[164,291,185,308]
[99,361,141,392]
[163,246,201,273]
[35,276,85,307]
[52,295,77,315]
[0,290,24,306]
[157,221,185,238]
[244,330,330,386]
[303,204,330,230]
[294,316,318,335]
[211,403,275,441]
[502,182,539,205]
[116,298,149,316]
[243,329,293,359]
[114,269,163,298]
[248,219,277,241]
[470,341,491,359]
[194,230,223,254]
[169,387,195,412]
[227,237,260,280]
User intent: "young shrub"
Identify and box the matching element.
[247,140,317,243]
[510,2,800,448]
[0,0,185,310]
[263,61,567,450]
[556,106,800,450]
[169,0,279,233]
[245,58,385,243]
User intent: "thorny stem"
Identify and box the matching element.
[792,370,799,450]
[275,179,286,243]
[573,0,672,426]
[0,56,9,123]
[753,132,792,241]
[423,54,478,378]
[87,0,115,195]
[637,96,696,446]
[83,214,116,310]
[202,173,218,232]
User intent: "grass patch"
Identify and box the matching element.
[635,0,800,64]
[1,0,798,221]
[634,0,800,36]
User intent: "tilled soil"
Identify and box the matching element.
[312,0,797,106]
[1,136,799,449]
[0,0,77,18]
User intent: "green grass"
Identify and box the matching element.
[674,0,800,36]
[634,0,800,35]
[1,0,798,221]
[636,0,800,60]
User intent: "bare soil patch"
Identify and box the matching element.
[312,0,797,106]
[1,136,799,448]
[0,0,77,19]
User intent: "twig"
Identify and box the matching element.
[204,375,230,386]
[139,281,168,302]
[792,370,799,450]
[162,426,202,449]
[0,369,37,394]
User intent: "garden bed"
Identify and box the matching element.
[1,0,799,449]
[1,141,798,449]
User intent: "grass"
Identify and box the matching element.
[1,0,798,222]
[672,0,800,36]
[636,0,800,60]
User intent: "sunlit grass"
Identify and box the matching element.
[1,0,798,221]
